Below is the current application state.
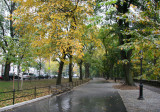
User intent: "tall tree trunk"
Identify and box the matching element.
[56,53,66,85]
[104,49,110,79]
[116,0,134,86]
[39,63,41,80]
[68,55,73,82]
[17,64,20,90]
[2,1,16,81]
[119,34,134,85]
[79,60,83,80]
[38,58,42,80]
[4,59,10,81]
[85,63,90,78]
[1,64,4,76]
[121,49,134,85]
[39,69,41,80]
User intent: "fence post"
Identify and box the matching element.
[34,87,36,98]
[13,89,15,105]
[56,85,57,93]
[48,86,51,94]
[61,85,62,91]
[66,83,67,90]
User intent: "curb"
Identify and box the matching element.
[0,94,52,112]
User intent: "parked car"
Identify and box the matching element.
[21,73,36,80]
[73,74,79,79]
[43,74,49,79]
[63,75,69,79]
[29,73,36,79]
[49,75,54,79]
[33,74,39,79]
[0,76,3,80]
[9,73,19,80]
[49,75,58,79]
[38,74,45,79]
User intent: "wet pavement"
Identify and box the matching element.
[5,78,126,112]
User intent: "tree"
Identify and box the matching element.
[13,0,96,84]
[0,0,18,81]
[114,0,135,85]
[129,0,160,80]
[96,0,160,83]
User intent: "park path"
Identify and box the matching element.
[5,78,126,112]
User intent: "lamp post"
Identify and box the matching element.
[138,50,144,100]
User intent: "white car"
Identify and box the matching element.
[20,73,35,80]
[49,75,58,79]
[63,76,69,78]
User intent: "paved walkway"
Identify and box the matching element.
[5,78,126,112]
[118,83,160,112]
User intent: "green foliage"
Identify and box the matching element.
[93,0,160,80]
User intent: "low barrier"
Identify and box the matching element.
[0,79,90,107]
[134,79,160,87]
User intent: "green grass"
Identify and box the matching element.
[0,78,79,92]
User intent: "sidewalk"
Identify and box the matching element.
[4,78,126,112]
[116,83,160,112]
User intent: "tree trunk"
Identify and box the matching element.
[56,61,65,85]
[116,0,134,86]
[56,53,66,85]
[1,64,4,76]
[38,58,42,80]
[39,70,41,80]
[124,62,134,85]
[4,60,10,81]
[122,50,134,85]
[3,1,16,81]
[17,65,20,90]
[120,38,134,85]
[85,63,90,78]
[104,49,110,79]
[68,55,73,82]
[21,72,24,90]
[79,60,83,80]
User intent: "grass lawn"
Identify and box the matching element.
[0,78,79,92]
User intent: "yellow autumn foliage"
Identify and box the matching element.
[13,0,96,60]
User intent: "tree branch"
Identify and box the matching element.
[0,40,6,53]
[3,0,11,12]
[0,23,5,36]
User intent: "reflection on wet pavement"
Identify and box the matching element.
[5,78,126,112]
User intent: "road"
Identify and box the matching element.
[5,78,126,112]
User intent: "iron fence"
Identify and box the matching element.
[0,79,89,107]
[134,79,160,87]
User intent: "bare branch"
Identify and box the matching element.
[3,0,11,12]
[0,23,5,36]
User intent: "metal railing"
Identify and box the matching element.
[0,79,89,107]
[134,79,160,87]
